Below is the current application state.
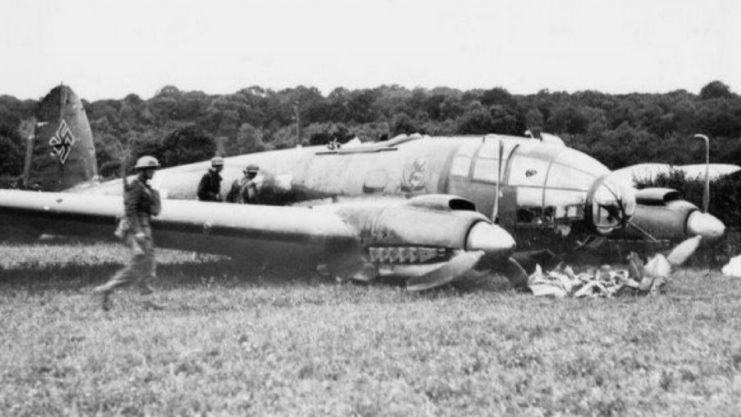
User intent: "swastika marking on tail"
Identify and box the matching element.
[48,119,76,164]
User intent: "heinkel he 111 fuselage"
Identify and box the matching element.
[79,134,657,251]
[5,133,726,290]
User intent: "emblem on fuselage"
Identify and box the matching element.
[400,159,428,193]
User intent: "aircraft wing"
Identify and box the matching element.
[0,189,361,270]
[0,190,518,290]
[612,163,741,186]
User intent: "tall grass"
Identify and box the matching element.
[1,242,741,416]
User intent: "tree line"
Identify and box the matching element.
[0,80,740,180]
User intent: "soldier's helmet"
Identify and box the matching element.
[211,156,225,167]
[245,164,260,174]
[134,155,161,170]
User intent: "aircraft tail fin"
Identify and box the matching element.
[20,84,98,191]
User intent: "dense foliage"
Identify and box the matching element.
[1,81,740,181]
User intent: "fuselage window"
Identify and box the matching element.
[547,163,596,191]
[478,139,515,159]
[509,156,549,187]
[450,156,472,177]
[543,189,588,221]
[449,141,480,177]
[554,150,609,178]
[472,158,500,183]
[456,141,480,157]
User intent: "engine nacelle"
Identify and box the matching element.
[329,197,515,265]
[608,189,724,242]
[634,188,681,206]
[405,194,477,212]
[332,200,487,249]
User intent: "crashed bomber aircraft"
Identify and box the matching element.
[0,86,727,290]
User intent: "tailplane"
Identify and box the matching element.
[20,84,98,191]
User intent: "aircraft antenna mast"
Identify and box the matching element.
[693,134,710,213]
[20,120,39,188]
[492,139,504,222]
[294,101,301,147]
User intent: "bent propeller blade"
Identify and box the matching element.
[693,134,710,213]
[500,257,530,290]
[406,250,484,291]
[666,235,702,266]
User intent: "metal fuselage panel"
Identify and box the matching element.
[76,136,614,249]
[78,138,459,200]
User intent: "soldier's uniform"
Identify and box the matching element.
[226,163,260,204]
[93,156,161,310]
[197,157,224,201]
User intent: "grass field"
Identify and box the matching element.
[1,241,741,416]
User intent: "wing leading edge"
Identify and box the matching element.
[0,190,519,290]
[0,190,361,269]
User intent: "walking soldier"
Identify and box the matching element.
[93,155,161,310]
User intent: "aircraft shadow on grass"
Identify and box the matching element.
[0,255,513,295]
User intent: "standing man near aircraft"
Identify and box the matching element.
[226,164,260,204]
[197,156,224,201]
[93,156,162,310]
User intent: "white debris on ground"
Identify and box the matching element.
[722,255,741,278]
[528,252,669,298]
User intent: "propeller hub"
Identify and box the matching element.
[686,210,725,241]
[466,221,516,263]
[589,176,636,234]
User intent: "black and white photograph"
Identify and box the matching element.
[1,0,740,415]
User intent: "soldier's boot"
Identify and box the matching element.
[138,280,154,296]
[92,283,115,311]
[91,288,113,311]
[101,291,112,311]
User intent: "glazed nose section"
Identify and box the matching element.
[686,211,726,241]
[466,221,516,264]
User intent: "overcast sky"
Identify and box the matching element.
[1,0,738,100]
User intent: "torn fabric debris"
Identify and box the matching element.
[528,252,668,298]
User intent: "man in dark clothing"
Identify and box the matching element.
[197,156,224,201]
[226,164,260,204]
[93,155,162,310]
